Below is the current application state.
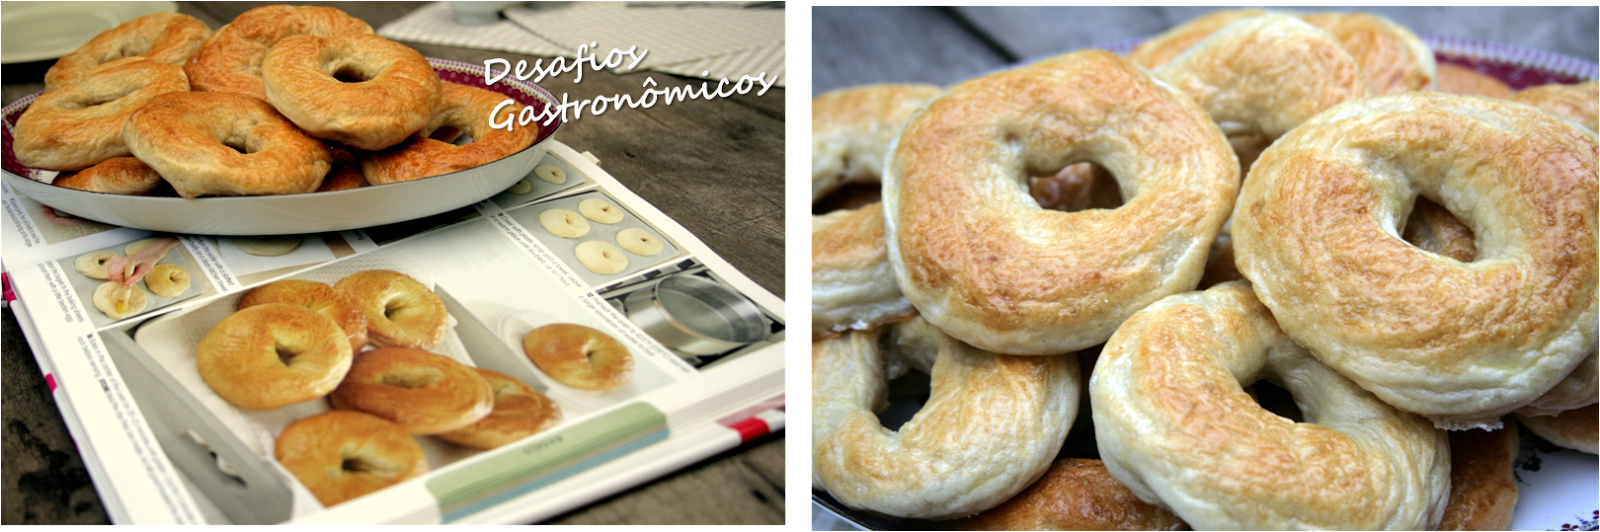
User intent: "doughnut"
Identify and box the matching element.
[1511,80,1599,133]
[949,459,1187,531]
[1517,404,1598,454]
[92,281,147,319]
[232,236,303,256]
[197,303,353,410]
[1090,283,1450,530]
[883,50,1237,355]
[535,165,567,184]
[615,228,663,256]
[812,316,1078,520]
[506,179,533,194]
[1231,92,1598,429]
[1437,426,1519,530]
[538,209,590,238]
[1151,14,1370,140]
[43,13,210,91]
[436,368,562,449]
[360,82,537,184]
[522,323,633,391]
[14,60,188,171]
[328,347,494,434]
[274,410,427,507]
[317,164,367,192]
[185,5,373,100]
[261,34,441,150]
[123,92,332,198]
[75,250,121,279]
[51,158,164,195]
[810,85,942,339]
[1125,9,1269,69]
[574,241,629,274]
[335,270,448,350]
[1436,63,1514,99]
[577,198,624,224]
[1517,351,1597,417]
[145,264,190,298]
[239,279,368,353]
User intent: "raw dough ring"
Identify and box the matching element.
[123,92,332,198]
[538,209,589,238]
[812,316,1079,520]
[437,367,563,449]
[535,165,567,184]
[335,270,448,350]
[884,50,1237,355]
[43,12,210,91]
[1232,92,1598,429]
[262,34,440,150]
[233,236,303,256]
[522,323,634,391]
[14,60,189,171]
[328,346,494,434]
[52,158,165,195]
[145,264,190,297]
[92,281,147,319]
[574,241,628,274]
[615,228,663,256]
[239,279,369,353]
[1090,283,1450,530]
[578,198,624,224]
[75,250,121,279]
[196,303,353,410]
[274,410,427,507]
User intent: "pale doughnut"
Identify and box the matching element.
[578,198,624,224]
[239,279,369,353]
[52,158,165,196]
[92,281,147,319]
[884,50,1237,355]
[522,323,634,391]
[123,92,333,198]
[361,82,537,184]
[14,60,189,171]
[811,84,943,202]
[535,165,567,184]
[538,209,589,238]
[262,34,441,150]
[574,241,628,274]
[43,13,210,91]
[274,410,427,507]
[437,368,562,449]
[811,204,915,339]
[145,264,190,297]
[1126,9,1270,69]
[75,250,120,279]
[1517,404,1598,454]
[506,179,533,194]
[812,316,1078,520]
[328,347,494,434]
[1437,426,1519,531]
[1436,63,1514,99]
[185,5,374,100]
[1231,93,1598,429]
[232,236,303,256]
[1511,80,1599,133]
[336,270,448,350]
[950,459,1187,531]
[1091,283,1450,530]
[197,303,353,410]
[615,228,663,256]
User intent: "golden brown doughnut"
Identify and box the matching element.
[812,316,1079,520]
[811,203,914,339]
[436,368,562,449]
[329,347,494,435]
[123,92,332,198]
[1437,426,1519,531]
[811,84,943,203]
[14,60,188,171]
[522,323,634,391]
[316,163,368,192]
[1232,92,1598,429]
[1436,63,1514,99]
[274,410,427,507]
[361,82,537,184]
[1517,404,1599,455]
[1517,352,1597,417]
[884,50,1237,355]
[1126,9,1270,70]
[50,157,164,195]
[335,270,448,350]
[43,13,210,91]
[1298,11,1437,94]
[1090,283,1450,530]
[197,303,354,410]
[950,459,1188,531]
[262,34,441,150]
[144,264,190,298]
[1511,80,1599,133]
[239,279,369,353]
[185,5,373,100]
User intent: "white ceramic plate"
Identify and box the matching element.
[0,1,177,64]
[2,58,561,235]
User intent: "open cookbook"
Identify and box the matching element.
[0,140,785,524]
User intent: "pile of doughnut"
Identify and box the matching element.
[196,269,568,507]
[11,5,539,200]
[74,238,191,319]
[812,10,1596,530]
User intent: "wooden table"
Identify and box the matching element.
[1,2,783,525]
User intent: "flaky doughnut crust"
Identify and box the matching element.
[1299,12,1436,94]
[1437,426,1519,531]
[1126,9,1270,69]
[1511,81,1599,133]
[51,157,164,195]
[43,13,210,91]
[1090,283,1450,530]
[1437,64,1514,99]
[362,82,537,184]
[123,91,332,198]
[15,60,189,171]
[274,410,427,507]
[197,303,354,410]
[812,317,1079,520]
[812,84,943,203]
[1232,93,1598,429]
[811,203,914,339]
[950,459,1188,531]
[884,50,1237,355]
[262,34,441,150]
[185,5,373,100]
[329,347,494,435]
[1517,404,1599,455]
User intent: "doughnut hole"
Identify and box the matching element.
[1400,197,1477,262]
[1028,162,1125,213]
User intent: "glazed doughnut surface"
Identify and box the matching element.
[1232,92,1598,429]
[522,323,634,391]
[197,303,354,410]
[884,50,1237,355]
[335,270,448,350]
[1090,283,1450,530]
[275,410,427,507]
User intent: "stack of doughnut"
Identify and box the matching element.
[812,9,1597,530]
[12,5,539,200]
[196,269,561,507]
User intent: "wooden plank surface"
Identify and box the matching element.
[1,1,783,525]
